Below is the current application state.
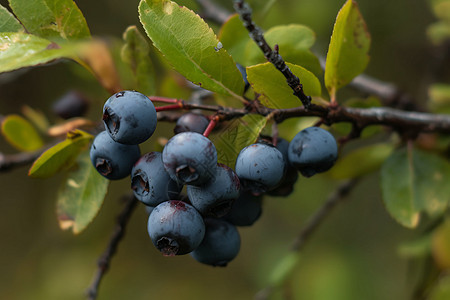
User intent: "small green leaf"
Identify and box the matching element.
[21,105,51,133]
[1,114,44,151]
[56,151,109,234]
[0,4,24,32]
[121,25,156,95]
[9,0,91,43]
[244,24,322,76]
[428,83,450,113]
[427,21,450,46]
[29,130,93,178]
[0,32,81,73]
[139,0,245,99]
[325,0,371,101]
[247,62,321,109]
[329,143,394,179]
[381,147,450,228]
[209,114,267,169]
[218,14,250,66]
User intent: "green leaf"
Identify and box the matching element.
[139,0,245,99]
[381,147,450,228]
[0,4,24,32]
[9,0,90,43]
[244,24,322,76]
[218,14,250,66]
[397,234,432,258]
[247,62,321,109]
[0,32,81,73]
[329,143,394,179]
[325,0,371,101]
[28,130,93,178]
[209,114,267,169]
[428,83,450,113]
[121,25,156,95]
[1,114,44,151]
[56,151,109,234]
[427,21,450,46]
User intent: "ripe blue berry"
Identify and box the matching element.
[268,138,299,197]
[52,90,88,119]
[131,152,182,206]
[102,90,157,145]
[162,132,217,185]
[187,163,240,218]
[222,191,263,226]
[147,200,205,256]
[235,143,286,193]
[190,218,241,267]
[90,131,140,180]
[288,127,338,177]
[174,113,209,134]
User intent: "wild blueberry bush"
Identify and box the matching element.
[2,0,450,299]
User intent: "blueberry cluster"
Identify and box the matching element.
[90,90,339,267]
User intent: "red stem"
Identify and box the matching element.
[148,96,179,104]
[155,104,184,112]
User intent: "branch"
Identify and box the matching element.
[233,0,312,108]
[196,0,231,24]
[291,179,359,251]
[86,194,138,300]
[255,179,359,300]
[0,150,43,172]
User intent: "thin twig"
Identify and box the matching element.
[291,179,359,251]
[255,179,359,300]
[233,0,312,108]
[86,194,138,300]
[0,150,43,172]
[196,0,231,24]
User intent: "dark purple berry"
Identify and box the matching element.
[162,132,217,185]
[147,200,205,256]
[187,163,240,218]
[222,191,263,226]
[174,113,209,134]
[235,143,286,193]
[102,90,157,145]
[190,218,240,267]
[131,152,182,206]
[52,90,89,119]
[288,127,338,177]
[90,131,140,180]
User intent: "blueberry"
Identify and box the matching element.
[190,218,240,267]
[102,90,157,145]
[187,163,240,218]
[236,63,249,92]
[131,152,183,206]
[288,127,338,177]
[174,113,210,135]
[90,131,140,180]
[162,132,217,185]
[235,143,286,193]
[147,200,205,256]
[52,90,89,119]
[222,191,263,226]
[268,138,299,197]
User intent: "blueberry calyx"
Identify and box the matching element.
[95,158,113,176]
[102,107,120,136]
[157,237,180,257]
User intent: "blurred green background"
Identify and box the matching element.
[0,0,443,299]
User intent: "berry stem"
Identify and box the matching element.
[148,96,179,104]
[155,103,184,112]
[203,115,220,137]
